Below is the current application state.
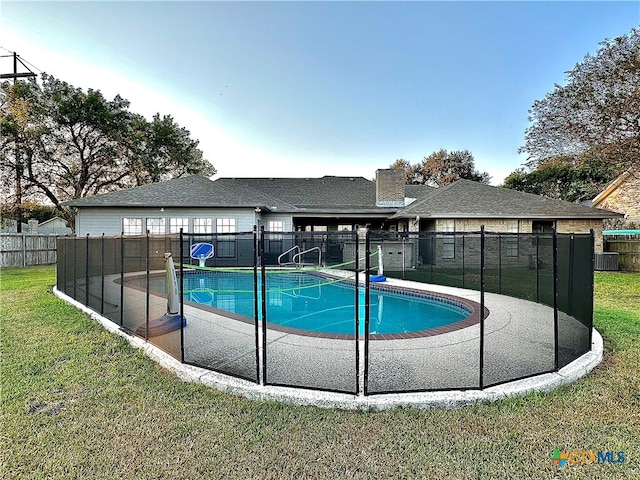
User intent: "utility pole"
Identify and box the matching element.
[1,52,37,233]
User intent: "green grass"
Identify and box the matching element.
[1,266,639,479]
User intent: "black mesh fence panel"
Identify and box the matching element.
[73,237,87,304]
[181,232,259,382]
[482,234,556,387]
[101,237,122,325]
[144,236,182,360]
[120,236,148,335]
[87,237,104,314]
[53,228,595,394]
[263,231,358,394]
[366,232,481,393]
[557,234,593,368]
[56,237,68,294]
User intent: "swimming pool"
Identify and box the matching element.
[177,270,474,337]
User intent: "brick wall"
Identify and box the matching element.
[597,171,640,224]
[375,169,405,206]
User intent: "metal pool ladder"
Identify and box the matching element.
[278,245,322,268]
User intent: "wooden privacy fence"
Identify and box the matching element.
[604,234,640,272]
[0,234,59,267]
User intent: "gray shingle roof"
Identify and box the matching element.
[66,175,619,220]
[393,179,621,219]
[215,176,378,210]
[65,175,296,210]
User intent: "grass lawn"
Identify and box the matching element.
[1,265,639,479]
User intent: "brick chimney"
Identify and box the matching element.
[375,169,405,207]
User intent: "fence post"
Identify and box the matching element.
[498,234,502,294]
[73,236,77,300]
[85,233,90,306]
[260,225,267,385]
[119,234,124,326]
[180,229,185,364]
[364,228,371,395]
[479,225,485,389]
[354,227,360,396]
[100,233,105,315]
[589,229,595,348]
[253,226,261,384]
[536,233,540,302]
[22,232,26,267]
[553,228,559,371]
[145,232,150,341]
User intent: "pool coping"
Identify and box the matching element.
[53,285,604,411]
[122,270,487,340]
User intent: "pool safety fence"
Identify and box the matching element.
[56,227,594,396]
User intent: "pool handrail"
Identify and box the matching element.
[292,247,322,268]
[278,245,300,266]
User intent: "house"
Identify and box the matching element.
[66,169,620,253]
[590,167,640,228]
[0,216,71,235]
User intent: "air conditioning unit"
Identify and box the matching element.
[594,252,619,271]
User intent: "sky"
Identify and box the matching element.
[1,1,639,185]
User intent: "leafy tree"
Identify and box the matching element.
[390,150,491,186]
[0,74,215,227]
[503,156,617,202]
[520,27,640,172]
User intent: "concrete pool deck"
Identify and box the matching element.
[54,274,603,410]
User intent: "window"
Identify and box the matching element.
[146,217,165,235]
[338,224,352,231]
[268,220,284,232]
[122,218,142,236]
[505,220,519,257]
[441,220,455,259]
[267,220,284,255]
[194,218,212,234]
[216,217,236,258]
[169,217,189,234]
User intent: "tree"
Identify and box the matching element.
[390,150,491,186]
[0,74,216,227]
[503,156,617,202]
[520,28,640,172]
[128,113,213,185]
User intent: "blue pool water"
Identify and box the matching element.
[177,271,471,336]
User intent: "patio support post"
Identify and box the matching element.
[479,225,485,389]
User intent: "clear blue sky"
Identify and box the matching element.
[2,1,639,184]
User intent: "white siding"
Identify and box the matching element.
[260,213,294,232]
[75,207,260,236]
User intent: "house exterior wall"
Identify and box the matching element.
[595,171,640,224]
[75,207,261,236]
[433,218,603,252]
